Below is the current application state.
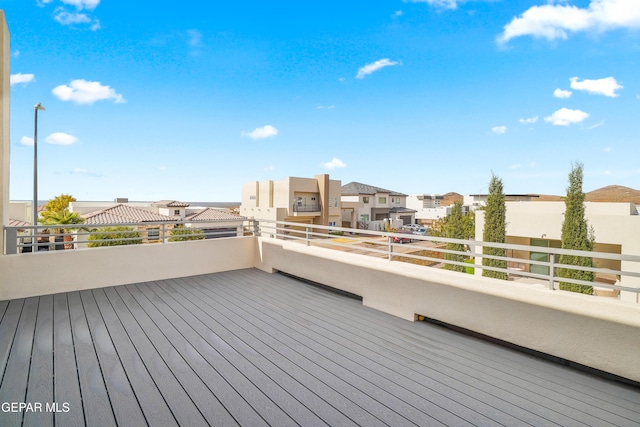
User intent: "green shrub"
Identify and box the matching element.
[169,226,205,241]
[88,226,142,247]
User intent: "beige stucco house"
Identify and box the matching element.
[341,182,415,230]
[240,174,342,229]
[475,201,640,303]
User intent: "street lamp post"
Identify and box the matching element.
[33,103,45,252]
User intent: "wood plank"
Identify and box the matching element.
[91,288,179,427]
[53,293,84,427]
[144,279,385,427]
[114,285,240,427]
[67,291,117,426]
[192,273,464,426]
[23,295,54,427]
[163,275,429,427]
[142,280,352,427]
[102,286,208,427]
[260,272,640,426]
[80,289,147,427]
[143,279,296,427]
[0,299,24,386]
[0,297,38,427]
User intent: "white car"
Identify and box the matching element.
[413,227,428,236]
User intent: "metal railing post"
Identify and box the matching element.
[161,223,166,243]
[548,254,555,290]
[388,236,393,261]
[306,226,310,246]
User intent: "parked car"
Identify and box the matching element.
[402,224,418,231]
[413,227,428,236]
[392,229,414,244]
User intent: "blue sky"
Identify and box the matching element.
[4,0,640,202]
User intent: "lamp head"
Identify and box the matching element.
[34,103,46,111]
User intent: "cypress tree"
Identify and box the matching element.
[482,174,508,279]
[558,162,595,294]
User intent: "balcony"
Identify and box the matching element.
[1,221,639,425]
[291,203,321,216]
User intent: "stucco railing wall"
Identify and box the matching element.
[254,237,640,383]
[0,237,255,301]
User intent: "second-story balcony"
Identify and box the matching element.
[292,203,321,216]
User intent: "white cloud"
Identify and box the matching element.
[19,136,34,147]
[241,125,278,140]
[54,10,91,25]
[491,125,507,135]
[498,0,640,44]
[637,94,640,100]
[570,76,622,97]
[544,108,589,126]
[60,0,100,10]
[321,157,347,170]
[45,132,79,145]
[317,105,335,110]
[604,146,612,152]
[356,58,399,79]
[406,0,459,9]
[264,165,275,172]
[393,10,404,17]
[187,29,203,48]
[519,116,538,124]
[70,168,100,177]
[587,120,605,129]
[553,88,572,98]
[52,79,126,104]
[510,163,522,169]
[157,165,168,172]
[10,73,35,86]
[12,50,20,58]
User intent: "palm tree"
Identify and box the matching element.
[39,209,85,250]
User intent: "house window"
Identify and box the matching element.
[333,197,338,207]
[249,195,256,200]
[328,221,336,227]
[360,214,369,221]
[147,228,160,241]
[363,197,369,203]
[174,209,180,216]
[392,197,400,204]
[378,197,387,204]
[311,196,316,201]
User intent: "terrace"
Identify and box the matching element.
[1,221,640,426]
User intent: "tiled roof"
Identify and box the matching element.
[184,208,245,222]
[84,204,178,224]
[8,219,31,227]
[153,200,190,207]
[341,181,406,197]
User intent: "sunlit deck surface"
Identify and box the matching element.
[1,269,639,426]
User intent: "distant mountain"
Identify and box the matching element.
[586,185,640,203]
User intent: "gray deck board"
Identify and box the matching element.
[23,295,53,427]
[79,289,148,427]
[52,293,85,427]
[0,268,639,427]
[68,291,117,426]
[102,286,208,427]
[227,270,636,426]
[0,297,37,427]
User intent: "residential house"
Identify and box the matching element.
[240,174,342,229]
[475,201,640,303]
[465,193,542,211]
[406,194,451,227]
[341,181,415,230]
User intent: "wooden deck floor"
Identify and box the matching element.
[1,268,639,426]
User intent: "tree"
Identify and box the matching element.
[42,194,76,213]
[443,201,469,272]
[87,226,142,247]
[558,162,595,294]
[482,174,508,279]
[38,209,85,250]
[169,226,205,242]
